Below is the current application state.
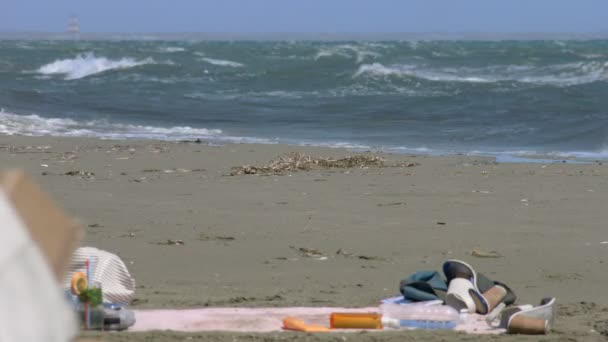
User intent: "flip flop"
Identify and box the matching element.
[499,297,556,334]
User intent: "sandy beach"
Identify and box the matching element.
[1,135,607,341]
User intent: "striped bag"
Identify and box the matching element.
[63,247,136,305]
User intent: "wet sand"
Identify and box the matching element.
[1,135,607,341]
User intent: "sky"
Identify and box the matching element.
[2,0,608,34]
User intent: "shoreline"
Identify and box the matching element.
[2,134,608,341]
[1,131,605,165]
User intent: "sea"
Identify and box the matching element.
[1,39,608,162]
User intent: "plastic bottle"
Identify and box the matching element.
[380,303,460,330]
[64,290,136,331]
[103,307,136,331]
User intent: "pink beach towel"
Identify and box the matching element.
[130,307,504,334]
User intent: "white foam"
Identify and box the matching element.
[355,63,405,77]
[184,85,442,101]
[37,52,157,80]
[384,146,435,154]
[518,61,608,86]
[553,40,567,47]
[314,44,382,63]
[431,51,449,57]
[200,57,244,68]
[314,48,350,60]
[0,108,224,141]
[355,63,491,83]
[305,141,372,150]
[405,41,419,50]
[15,42,33,50]
[160,47,186,53]
[579,53,605,59]
[355,61,608,86]
[544,149,608,160]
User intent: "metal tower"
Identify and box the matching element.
[68,15,80,39]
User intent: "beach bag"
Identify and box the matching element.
[399,270,448,302]
[63,247,136,305]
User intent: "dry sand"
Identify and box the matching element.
[1,135,607,341]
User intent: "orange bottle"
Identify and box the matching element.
[330,313,383,329]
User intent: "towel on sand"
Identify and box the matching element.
[130,307,504,334]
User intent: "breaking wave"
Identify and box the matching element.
[3,40,608,162]
[315,44,382,63]
[37,53,157,80]
[160,46,186,53]
[0,108,228,141]
[200,57,244,68]
[354,63,490,83]
[355,61,608,86]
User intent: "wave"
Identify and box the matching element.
[160,47,186,53]
[2,108,607,162]
[15,42,33,50]
[578,53,605,59]
[314,48,351,60]
[0,109,243,142]
[314,44,381,63]
[546,150,608,161]
[355,63,491,83]
[183,85,444,101]
[37,53,157,80]
[470,149,608,163]
[200,57,244,68]
[298,141,372,150]
[355,61,608,86]
[520,61,608,86]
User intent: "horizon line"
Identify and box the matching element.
[1,30,608,41]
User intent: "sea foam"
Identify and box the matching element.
[37,52,156,80]
[355,63,491,83]
[200,57,244,68]
[355,61,608,86]
[315,44,382,63]
[0,108,221,140]
[160,47,186,53]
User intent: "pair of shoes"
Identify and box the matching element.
[442,260,556,335]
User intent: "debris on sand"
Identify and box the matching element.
[336,249,385,261]
[357,255,385,261]
[230,153,385,176]
[119,232,136,238]
[156,239,185,246]
[291,246,327,259]
[336,248,353,257]
[64,170,95,179]
[377,202,405,207]
[199,233,235,242]
[471,249,502,258]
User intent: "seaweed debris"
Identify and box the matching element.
[230,152,385,176]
